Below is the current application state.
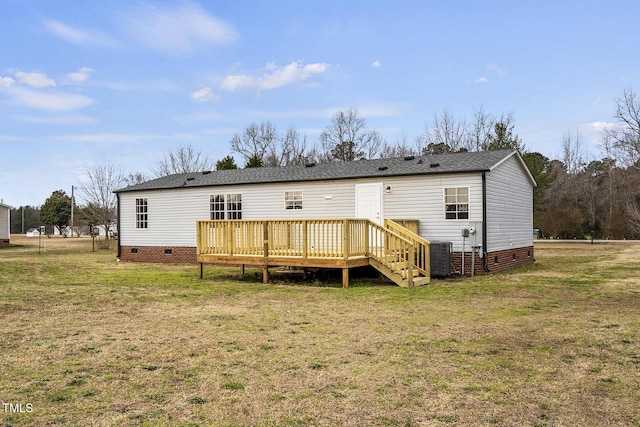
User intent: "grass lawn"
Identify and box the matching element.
[1,236,639,426]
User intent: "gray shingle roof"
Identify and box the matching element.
[115,149,520,193]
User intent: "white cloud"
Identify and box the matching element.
[14,71,56,88]
[591,121,616,131]
[102,79,179,92]
[119,2,237,56]
[220,61,329,93]
[487,64,507,77]
[190,87,219,103]
[0,76,15,89]
[12,114,96,125]
[63,67,94,84]
[54,133,156,144]
[7,86,94,112]
[475,76,488,84]
[372,60,381,68]
[43,19,116,48]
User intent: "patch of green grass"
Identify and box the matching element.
[222,381,245,390]
[1,238,639,426]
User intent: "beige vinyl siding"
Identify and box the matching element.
[120,173,485,250]
[120,189,210,247]
[0,207,9,239]
[381,173,483,252]
[485,155,534,252]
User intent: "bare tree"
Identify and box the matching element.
[562,130,585,174]
[601,89,640,236]
[279,127,316,166]
[468,105,493,152]
[79,163,125,245]
[153,143,215,177]
[416,109,470,154]
[605,88,640,167]
[319,108,383,161]
[123,172,148,186]
[231,122,279,167]
[380,133,418,158]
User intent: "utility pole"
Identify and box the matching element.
[70,185,74,237]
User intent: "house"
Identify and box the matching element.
[0,202,11,246]
[26,228,41,238]
[115,149,536,285]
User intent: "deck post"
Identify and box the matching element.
[262,221,269,284]
[342,268,349,289]
[241,264,245,275]
[407,243,415,288]
[196,221,201,256]
[225,222,233,256]
[199,262,203,279]
[343,219,350,259]
[263,221,269,257]
[364,221,370,256]
[302,220,308,258]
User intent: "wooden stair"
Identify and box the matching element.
[369,257,430,287]
[366,220,431,287]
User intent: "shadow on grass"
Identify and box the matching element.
[209,265,398,289]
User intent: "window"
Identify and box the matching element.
[285,191,302,210]
[444,187,469,220]
[135,198,148,228]
[226,194,242,219]
[210,194,242,220]
[210,194,225,219]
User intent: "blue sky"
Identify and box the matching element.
[1,0,638,207]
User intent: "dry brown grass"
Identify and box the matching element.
[1,237,639,426]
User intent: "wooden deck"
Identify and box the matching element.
[196,219,430,288]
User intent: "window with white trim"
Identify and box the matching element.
[135,198,148,228]
[210,194,242,219]
[226,194,242,219]
[285,191,302,209]
[444,187,469,220]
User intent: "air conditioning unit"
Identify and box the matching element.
[430,241,452,277]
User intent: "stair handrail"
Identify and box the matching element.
[366,220,416,287]
[384,219,430,277]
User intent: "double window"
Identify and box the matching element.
[135,198,148,228]
[444,187,469,220]
[210,194,242,219]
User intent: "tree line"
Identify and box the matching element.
[10,88,640,242]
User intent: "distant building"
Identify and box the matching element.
[0,202,11,246]
[26,228,42,238]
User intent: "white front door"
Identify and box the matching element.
[355,183,383,224]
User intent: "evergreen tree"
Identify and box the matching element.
[216,155,238,170]
[40,190,71,236]
[484,121,525,151]
[244,154,263,168]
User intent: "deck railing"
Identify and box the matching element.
[384,219,431,277]
[197,218,429,285]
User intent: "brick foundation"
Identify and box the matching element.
[451,245,535,276]
[0,239,9,246]
[119,246,197,263]
[118,244,535,275]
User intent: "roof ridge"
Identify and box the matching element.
[115,149,517,193]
